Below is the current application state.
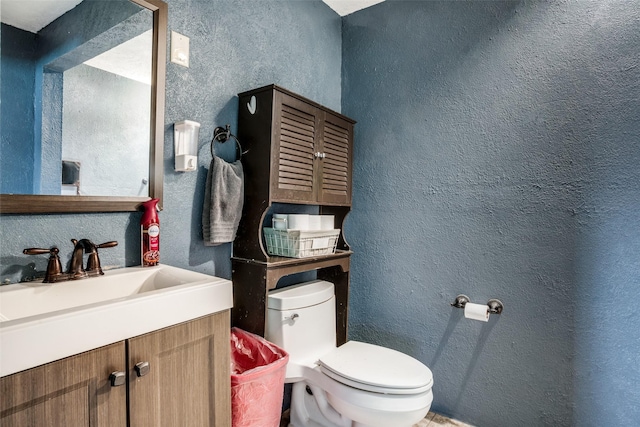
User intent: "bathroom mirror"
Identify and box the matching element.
[0,0,167,213]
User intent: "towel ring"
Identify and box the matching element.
[211,125,245,161]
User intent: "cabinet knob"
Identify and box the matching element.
[109,371,126,387]
[134,361,150,377]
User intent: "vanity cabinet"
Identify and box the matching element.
[0,311,231,427]
[128,311,231,427]
[232,85,355,345]
[0,341,126,426]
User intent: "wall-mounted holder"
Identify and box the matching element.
[211,124,245,161]
[174,120,201,172]
[450,294,470,309]
[451,294,504,314]
[487,299,504,314]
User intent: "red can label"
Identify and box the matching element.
[142,223,160,266]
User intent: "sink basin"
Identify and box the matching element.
[0,265,232,377]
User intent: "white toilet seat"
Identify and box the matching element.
[293,362,433,426]
[318,341,433,395]
[303,365,433,427]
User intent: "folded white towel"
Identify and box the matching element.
[202,156,244,246]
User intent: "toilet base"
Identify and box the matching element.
[288,381,431,427]
[290,382,352,427]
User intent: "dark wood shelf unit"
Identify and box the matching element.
[231,85,355,346]
[232,252,351,345]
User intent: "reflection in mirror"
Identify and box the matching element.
[0,0,167,213]
[55,29,152,197]
[2,1,151,197]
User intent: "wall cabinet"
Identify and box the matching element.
[232,85,355,345]
[238,85,354,208]
[269,89,353,205]
[0,311,230,427]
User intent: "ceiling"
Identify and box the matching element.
[0,0,83,33]
[0,0,384,33]
[83,30,153,84]
[322,0,385,16]
[0,0,381,85]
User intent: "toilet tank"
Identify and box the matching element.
[266,280,337,366]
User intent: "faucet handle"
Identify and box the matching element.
[23,247,54,255]
[23,247,67,283]
[86,241,118,276]
[96,241,118,249]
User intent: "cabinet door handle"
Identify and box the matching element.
[109,371,126,387]
[134,361,150,377]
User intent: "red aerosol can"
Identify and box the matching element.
[141,198,160,267]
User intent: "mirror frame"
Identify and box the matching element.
[0,0,167,214]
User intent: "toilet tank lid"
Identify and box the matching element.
[267,280,334,310]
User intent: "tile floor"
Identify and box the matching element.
[414,412,475,427]
[280,410,473,427]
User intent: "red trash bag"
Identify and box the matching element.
[230,327,289,427]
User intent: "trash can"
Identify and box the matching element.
[230,327,289,427]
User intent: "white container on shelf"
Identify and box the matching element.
[287,214,310,230]
[320,215,334,230]
[308,215,322,230]
[272,214,288,230]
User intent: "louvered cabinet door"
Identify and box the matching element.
[271,91,319,203]
[318,111,353,205]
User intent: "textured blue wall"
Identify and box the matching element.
[0,0,341,283]
[3,1,639,425]
[1,24,37,194]
[342,1,640,425]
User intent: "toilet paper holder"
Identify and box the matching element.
[450,294,504,314]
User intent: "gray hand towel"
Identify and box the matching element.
[202,155,244,246]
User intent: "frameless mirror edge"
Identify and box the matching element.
[0,0,167,214]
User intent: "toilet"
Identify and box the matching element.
[266,280,434,427]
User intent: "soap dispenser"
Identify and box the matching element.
[174,120,200,171]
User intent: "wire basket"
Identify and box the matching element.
[263,228,340,258]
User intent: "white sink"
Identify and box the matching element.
[0,265,233,377]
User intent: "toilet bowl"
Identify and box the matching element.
[266,280,433,427]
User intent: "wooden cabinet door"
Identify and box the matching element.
[318,111,353,206]
[271,90,320,203]
[271,91,353,206]
[0,342,126,427]
[127,312,231,427]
